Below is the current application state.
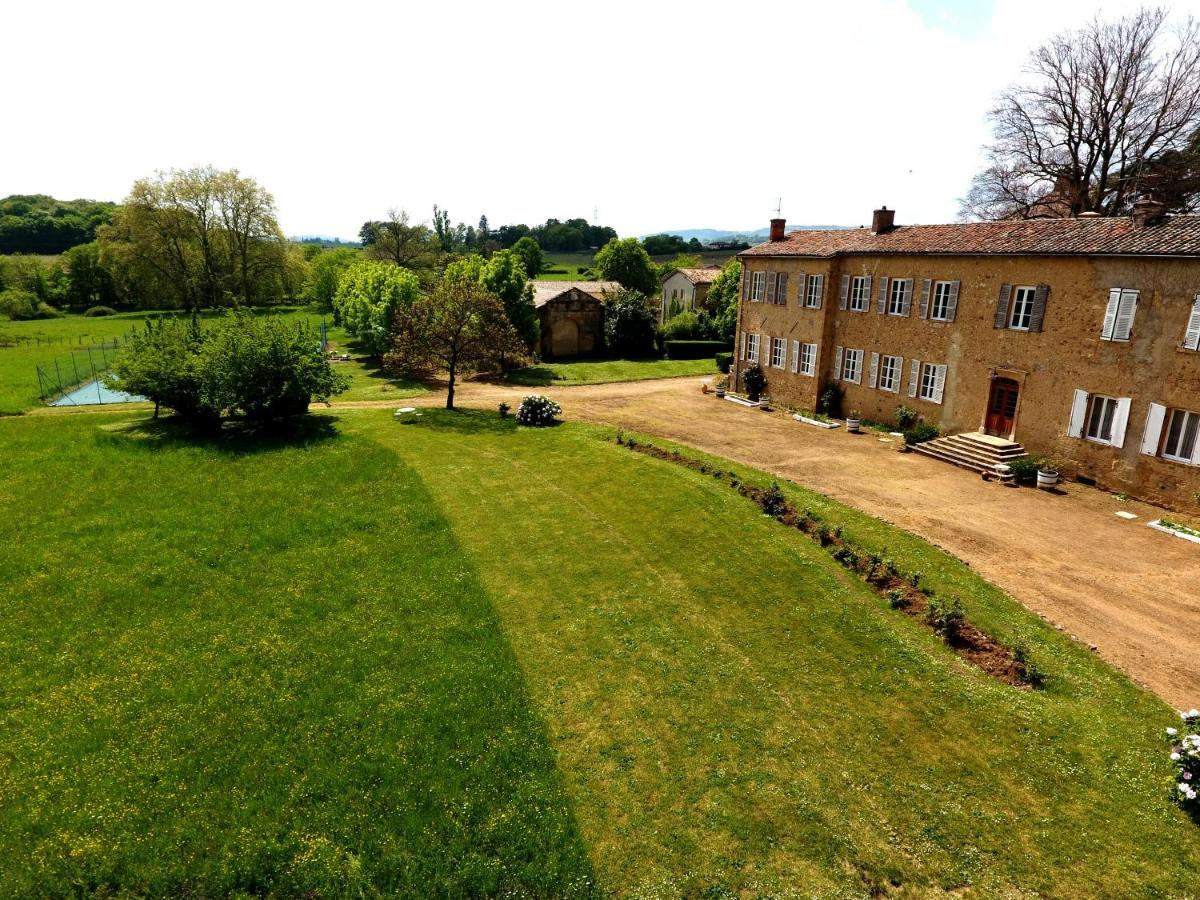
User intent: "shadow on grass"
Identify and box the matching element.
[404,407,524,436]
[501,366,560,387]
[101,413,342,456]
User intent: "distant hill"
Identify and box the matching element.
[650,225,851,244]
[0,194,118,255]
[291,235,362,248]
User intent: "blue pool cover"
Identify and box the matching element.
[51,379,146,406]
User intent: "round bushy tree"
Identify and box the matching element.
[594,237,659,296]
[604,288,658,358]
[332,260,421,355]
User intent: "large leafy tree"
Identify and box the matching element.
[332,260,422,355]
[594,237,659,296]
[389,280,525,409]
[98,167,290,309]
[62,242,117,309]
[444,251,537,350]
[700,259,741,344]
[359,208,438,270]
[603,287,658,357]
[303,247,359,313]
[963,8,1200,219]
[0,195,117,255]
[510,236,543,278]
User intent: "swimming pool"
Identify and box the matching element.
[50,379,146,406]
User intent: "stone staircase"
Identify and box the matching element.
[912,432,1028,475]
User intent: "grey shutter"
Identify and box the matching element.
[741,269,750,302]
[862,276,872,311]
[994,283,1012,329]
[838,274,850,310]
[779,273,789,305]
[1185,294,1200,350]
[919,278,932,319]
[1114,290,1137,341]
[868,351,879,388]
[832,346,843,381]
[877,276,889,314]
[816,274,825,308]
[796,273,807,307]
[1030,283,1049,332]
[944,281,960,322]
[907,359,921,398]
[901,279,913,316]
[766,271,778,304]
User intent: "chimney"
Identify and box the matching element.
[871,206,895,234]
[1131,198,1166,227]
[769,218,786,241]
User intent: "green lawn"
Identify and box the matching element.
[0,308,426,413]
[504,356,717,386]
[1,409,1198,894]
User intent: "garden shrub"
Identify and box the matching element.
[742,363,767,400]
[1011,644,1047,688]
[927,597,966,639]
[660,311,706,342]
[760,482,786,517]
[887,589,908,609]
[715,352,732,373]
[1168,709,1200,812]
[903,423,940,445]
[84,305,117,317]
[604,288,658,357]
[516,395,561,427]
[663,340,728,360]
[895,404,918,430]
[819,384,843,418]
[0,288,60,320]
[1006,455,1045,485]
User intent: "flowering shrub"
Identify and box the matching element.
[1168,709,1200,811]
[516,395,561,427]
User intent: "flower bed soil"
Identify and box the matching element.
[616,433,1037,689]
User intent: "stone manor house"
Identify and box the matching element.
[731,204,1200,510]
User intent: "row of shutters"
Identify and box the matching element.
[1067,391,1200,464]
[742,272,826,306]
[831,346,946,403]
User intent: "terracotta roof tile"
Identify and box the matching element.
[671,266,723,284]
[531,280,621,308]
[739,216,1200,259]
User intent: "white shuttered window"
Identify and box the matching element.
[799,342,817,376]
[1100,288,1138,341]
[1184,294,1200,350]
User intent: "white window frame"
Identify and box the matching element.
[1161,407,1200,464]
[878,354,902,393]
[805,275,824,308]
[930,281,954,321]
[746,333,759,363]
[798,342,817,376]
[887,279,909,316]
[770,336,786,369]
[750,271,766,302]
[1084,394,1120,444]
[918,362,946,404]
[1009,286,1036,331]
[849,276,870,312]
[842,348,863,384]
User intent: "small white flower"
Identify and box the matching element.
[1171,752,1182,761]
[1167,727,1178,736]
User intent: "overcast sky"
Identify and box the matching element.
[3,0,1160,239]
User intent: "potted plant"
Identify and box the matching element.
[743,363,766,402]
[498,401,511,418]
[714,375,727,399]
[846,409,862,434]
[759,396,772,411]
[1037,458,1061,489]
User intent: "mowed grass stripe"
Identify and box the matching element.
[360,410,1200,897]
[0,413,593,896]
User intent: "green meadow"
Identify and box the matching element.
[0,408,1197,895]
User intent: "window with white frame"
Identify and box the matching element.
[746,333,759,362]
[849,276,870,312]
[878,355,902,392]
[887,279,909,316]
[805,275,824,308]
[799,342,817,376]
[1162,408,1200,463]
[842,348,863,383]
[1085,394,1120,443]
[750,271,766,301]
[930,281,955,321]
[1100,288,1138,341]
[919,362,946,403]
[770,336,786,368]
[1009,286,1036,330]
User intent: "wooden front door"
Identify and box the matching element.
[985,377,1019,437]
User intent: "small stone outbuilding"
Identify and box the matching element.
[661,266,723,321]
[532,281,620,359]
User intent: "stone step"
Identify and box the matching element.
[912,433,1029,475]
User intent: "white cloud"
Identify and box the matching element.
[0,0,1164,238]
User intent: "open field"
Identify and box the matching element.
[538,249,734,281]
[1,407,1197,894]
[0,308,427,413]
[502,356,717,387]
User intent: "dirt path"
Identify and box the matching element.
[337,375,1200,709]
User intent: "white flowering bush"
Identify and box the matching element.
[1168,708,1200,811]
[516,395,561,427]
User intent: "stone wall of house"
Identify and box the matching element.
[732,253,1200,511]
[538,290,604,359]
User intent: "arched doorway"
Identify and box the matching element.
[985,377,1020,437]
[551,318,580,357]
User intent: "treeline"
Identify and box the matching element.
[0,195,117,255]
[357,211,619,258]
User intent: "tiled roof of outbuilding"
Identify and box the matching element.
[531,280,621,308]
[739,216,1200,259]
[669,266,723,284]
